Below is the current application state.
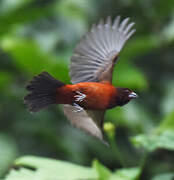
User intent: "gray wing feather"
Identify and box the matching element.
[70,16,136,84]
[63,105,108,145]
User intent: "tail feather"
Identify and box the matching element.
[24,71,65,112]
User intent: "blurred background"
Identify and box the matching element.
[0,0,174,179]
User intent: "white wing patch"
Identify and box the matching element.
[70,16,136,84]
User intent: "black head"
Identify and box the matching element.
[116,87,138,106]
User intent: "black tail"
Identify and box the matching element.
[24,71,65,113]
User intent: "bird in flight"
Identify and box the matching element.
[24,16,138,145]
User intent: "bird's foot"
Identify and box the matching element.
[73,103,83,112]
[74,91,86,102]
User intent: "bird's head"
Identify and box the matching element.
[116,87,138,106]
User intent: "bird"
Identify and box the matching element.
[24,16,138,145]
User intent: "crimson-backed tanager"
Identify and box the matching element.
[24,16,138,145]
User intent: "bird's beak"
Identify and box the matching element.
[129,92,138,98]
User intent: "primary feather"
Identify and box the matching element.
[70,16,135,84]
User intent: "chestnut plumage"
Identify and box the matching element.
[24,16,137,145]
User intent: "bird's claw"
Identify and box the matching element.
[74,91,86,102]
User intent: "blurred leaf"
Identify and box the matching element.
[5,157,140,180]
[163,15,174,43]
[106,107,125,125]
[0,1,55,37]
[132,130,174,152]
[0,134,18,177]
[92,159,111,180]
[0,71,12,90]
[5,156,97,180]
[122,35,160,60]
[113,62,148,90]
[54,0,94,45]
[110,167,140,180]
[123,102,154,133]
[161,82,174,115]
[1,38,70,83]
[92,160,140,180]
[157,110,174,133]
[132,108,174,152]
[155,0,174,18]
[0,0,33,15]
[106,102,154,135]
[56,0,92,20]
[151,172,174,180]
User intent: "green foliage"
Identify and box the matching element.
[5,156,140,180]
[132,131,174,152]
[0,134,18,177]
[151,173,174,180]
[157,110,174,132]
[93,159,111,180]
[1,38,69,82]
[132,110,174,152]
[5,156,97,180]
[0,0,54,37]
[110,168,140,180]
[0,71,12,90]
[0,0,174,179]
[114,62,148,90]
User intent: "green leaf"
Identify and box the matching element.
[106,102,154,135]
[92,160,140,180]
[0,0,33,15]
[163,15,174,42]
[132,130,174,152]
[0,2,54,37]
[5,156,97,180]
[113,62,148,90]
[122,35,160,61]
[92,159,111,180]
[131,109,174,152]
[151,173,174,180]
[160,82,174,115]
[1,38,70,83]
[106,107,125,125]
[157,110,174,133]
[0,71,12,90]
[110,167,140,180]
[56,0,92,20]
[0,134,18,177]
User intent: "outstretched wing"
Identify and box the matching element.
[70,16,135,84]
[63,105,108,145]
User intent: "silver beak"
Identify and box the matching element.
[129,92,138,98]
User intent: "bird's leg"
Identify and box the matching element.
[74,91,86,102]
[73,103,83,112]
